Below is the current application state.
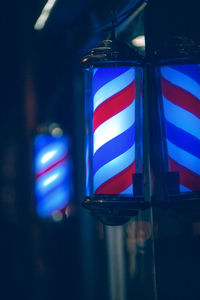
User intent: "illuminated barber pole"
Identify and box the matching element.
[34,132,73,218]
[153,62,200,195]
[93,67,136,195]
[160,64,200,192]
[83,39,143,203]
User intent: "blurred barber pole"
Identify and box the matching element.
[34,134,73,218]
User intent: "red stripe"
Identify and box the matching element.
[162,77,200,119]
[95,161,135,194]
[93,81,135,131]
[36,155,68,179]
[169,156,200,191]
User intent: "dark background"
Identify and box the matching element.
[0,0,200,299]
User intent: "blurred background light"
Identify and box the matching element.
[34,0,57,30]
[131,35,145,47]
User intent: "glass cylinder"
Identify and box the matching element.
[85,65,143,198]
[156,63,200,193]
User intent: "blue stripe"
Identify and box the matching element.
[165,120,200,159]
[120,185,133,195]
[180,184,191,192]
[93,124,135,175]
[170,64,200,86]
[94,144,135,191]
[161,68,200,101]
[163,97,200,140]
[167,140,200,175]
[93,100,135,153]
[93,67,131,96]
[93,68,135,112]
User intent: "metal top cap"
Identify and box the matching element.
[151,36,200,65]
[82,39,143,68]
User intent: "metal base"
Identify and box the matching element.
[82,195,150,225]
[153,192,200,221]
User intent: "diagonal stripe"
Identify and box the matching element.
[120,184,133,195]
[162,77,200,119]
[35,136,68,173]
[36,154,68,179]
[171,64,200,86]
[169,156,200,191]
[93,67,131,96]
[93,124,135,174]
[36,162,69,196]
[93,68,135,111]
[93,81,135,131]
[37,186,70,217]
[180,184,191,192]
[36,169,70,201]
[95,162,135,194]
[163,97,200,140]
[167,140,200,175]
[161,66,200,101]
[165,120,200,159]
[93,101,135,154]
[94,144,135,191]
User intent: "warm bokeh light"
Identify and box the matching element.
[131,35,145,48]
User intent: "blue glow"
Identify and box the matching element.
[34,134,72,218]
[35,135,68,174]
[37,186,70,217]
[41,150,56,164]
[85,138,90,196]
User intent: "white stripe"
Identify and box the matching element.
[167,140,200,175]
[36,163,68,195]
[163,97,200,140]
[93,68,135,112]
[94,144,135,192]
[161,66,200,101]
[120,185,133,195]
[93,101,135,154]
[36,141,67,173]
[180,184,191,192]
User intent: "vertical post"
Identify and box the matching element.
[106,226,127,300]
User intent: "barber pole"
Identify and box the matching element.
[160,64,200,192]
